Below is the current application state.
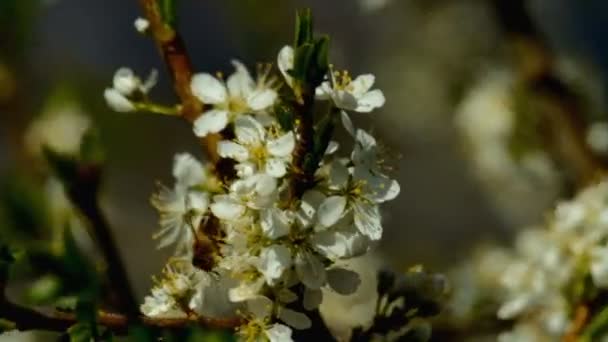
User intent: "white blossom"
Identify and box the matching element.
[217,115,294,178]
[191,61,278,137]
[316,73,385,113]
[151,153,210,256]
[104,67,157,112]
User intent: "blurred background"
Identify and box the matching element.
[2,0,608,304]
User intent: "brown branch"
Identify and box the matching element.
[492,0,606,186]
[137,0,220,163]
[0,298,242,335]
[287,89,316,204]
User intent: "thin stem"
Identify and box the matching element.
[136,102,181,116]
[137,0,220,163]
[0,298,242,335]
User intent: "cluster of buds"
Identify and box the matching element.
[105,11,397,341]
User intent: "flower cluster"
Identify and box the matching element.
[105,31,397,339]
[455,69,561,225]
[494,180,608,341]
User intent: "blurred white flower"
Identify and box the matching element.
[134,17,150,33]
[25,105,91,157]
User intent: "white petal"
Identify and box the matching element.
[350,74,375,97]
[315,81,332,100]
[278,308,312,330]
[261,208,290,240]
[327,268,361,295]
[210,195,245,220]
[591,247,608,288]
[277,288,299,304]
[172,153,205,188]
[295,250,326,289]
[234,115,265,145]
[303,288,322,311]
[113,67,138,95]
[193,110,229,137]
[227,60,255,99]
[317,196,347,228]
[190,73,227,104]
[355,89,385,113]
[267,132,295,157]
[259,245,292,285]
[266,323,294,342]
[265,158,288,178]
[353,202,382,240]
[142,69,158,93]
[247,295,274,319]
[340,110,355,137]
[186,191,209,215]
[356,169,400,203]
[254,173,277,197]
[332,90,359,111]
[312,229,369,260]
[247,88,278,111]
[228,278,264,303]
[325,141,339,155]
[298,190,326,226]
[235,162,257,178]
[355,129,377,150]
[328,161,349,190]
[217,141,249,162]
[104,88,135,112]
[278,45,295,87]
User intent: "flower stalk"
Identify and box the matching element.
[137,0,220,163]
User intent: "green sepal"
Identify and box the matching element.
[294,8,313,47]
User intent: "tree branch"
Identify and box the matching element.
[287,89,316,203]
[492,0,605,186]
[137,0,220,163]
[0,298,242,335]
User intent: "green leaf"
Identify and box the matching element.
[294,8,313,47]
[157,0,177,28]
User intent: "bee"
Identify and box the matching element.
[189,214,224,272]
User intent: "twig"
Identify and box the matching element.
[137,0,220,163]
[0,298,242,335]
[287,89,316,203]
[492,0,605,186]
